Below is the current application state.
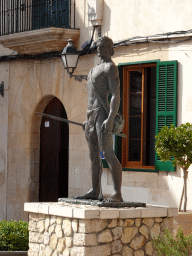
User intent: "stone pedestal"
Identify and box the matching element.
[24,202,178,256]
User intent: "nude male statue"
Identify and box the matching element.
[76,36,123,203]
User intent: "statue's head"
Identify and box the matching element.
[97,36,114,57]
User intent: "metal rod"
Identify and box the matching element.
[36,112,127,138]
[36,112,84,127]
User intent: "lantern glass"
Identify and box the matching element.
[61,39,79,75]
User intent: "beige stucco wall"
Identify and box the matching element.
[2,0,192,220]
[102,40,192,210]
[2,38,192,221]
[74,0,192,50]
[3,57,93,220]
[0,62,9,220]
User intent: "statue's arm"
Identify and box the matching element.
[101,64,120,133]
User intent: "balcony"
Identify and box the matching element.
[0,0,79,54]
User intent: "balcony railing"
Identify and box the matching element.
[0,0,70,36]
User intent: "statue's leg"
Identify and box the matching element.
[101,132,123,202]
[74,121,102,200]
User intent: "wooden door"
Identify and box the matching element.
[39,97,69,202]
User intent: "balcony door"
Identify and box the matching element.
[32,0,69,29]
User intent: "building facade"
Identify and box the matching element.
[1,0,192,221]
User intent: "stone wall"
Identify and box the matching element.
[25,202,178,256]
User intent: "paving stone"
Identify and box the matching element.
[57,238,66,253]
[65,237,73,248]
[73,233,97,246]
[70,246,85,256]
[62,248,70,256]
[45,216,50,231]
[122,245,133,256]
[118,219,124,227]
[28,219,38,232]
[29,231,44,243]
[72,219,78,233]
[108,219,118,228]
[49,205,73,218]
[120,209,140,219]
[142,218,154,228]
[121,227,138,244]
[130,235,146,250]
[45,246,53,256]
[39,244,46,256]
[150,223,160,239]
[38,204,49,214]
[55,224,63,238]
[57,217,63,225]
[73,207,99,219]
[37,220,45,233]
[73,233,85,246]
[99,208,119,219]
[167,207,178,217]
[97,228,113,243]
[124,219,134,227]
[63,219,72,236]
[161,217,173,231]
[135,219,141,227]
[84,244,111,256]
[52,251,59,256]
[112,226,122,240]
[145,241,153,256]
[112,240,122,254]
[51,216,57,225]
[139,225,149,239]
[29,243,40,252]
[134,250,144,256]
[49,223,56,235]
[44,231,50,245]
[50,234,58,250]
[155,217,163,223]
[79,219,108,233]
[140,208,167,218]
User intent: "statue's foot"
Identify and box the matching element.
[102,193,123,203]
[74,189,99,200]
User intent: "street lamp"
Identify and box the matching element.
[61,39,87,82]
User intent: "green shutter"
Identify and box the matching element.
[155,61,178,171]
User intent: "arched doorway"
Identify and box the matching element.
[39,97,69,202]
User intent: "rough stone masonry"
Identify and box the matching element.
[24,202,178,256]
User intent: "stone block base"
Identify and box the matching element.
[24,202,178,256]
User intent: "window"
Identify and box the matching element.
[119,61,177,172]
[122,64,156,169]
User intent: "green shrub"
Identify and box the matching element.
[0,220,29,251]
[153,228,192,256]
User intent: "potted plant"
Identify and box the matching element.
[0,220,28,255]
[155,122,192,212]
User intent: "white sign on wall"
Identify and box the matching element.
[45,121,50,127]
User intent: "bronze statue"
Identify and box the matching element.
[76,36,123,203]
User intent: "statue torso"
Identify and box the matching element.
[87,62,111,111]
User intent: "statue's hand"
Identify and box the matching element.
[82,121,86,131]
[101,119,113,133]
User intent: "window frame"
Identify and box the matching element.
[102,59,177,173]
[122,64,157,169]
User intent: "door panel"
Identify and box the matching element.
[39,97,68,202]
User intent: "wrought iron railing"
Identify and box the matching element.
[0,0,70,36]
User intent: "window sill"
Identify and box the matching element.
[122,167,158,173]
[102,159,157,173]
